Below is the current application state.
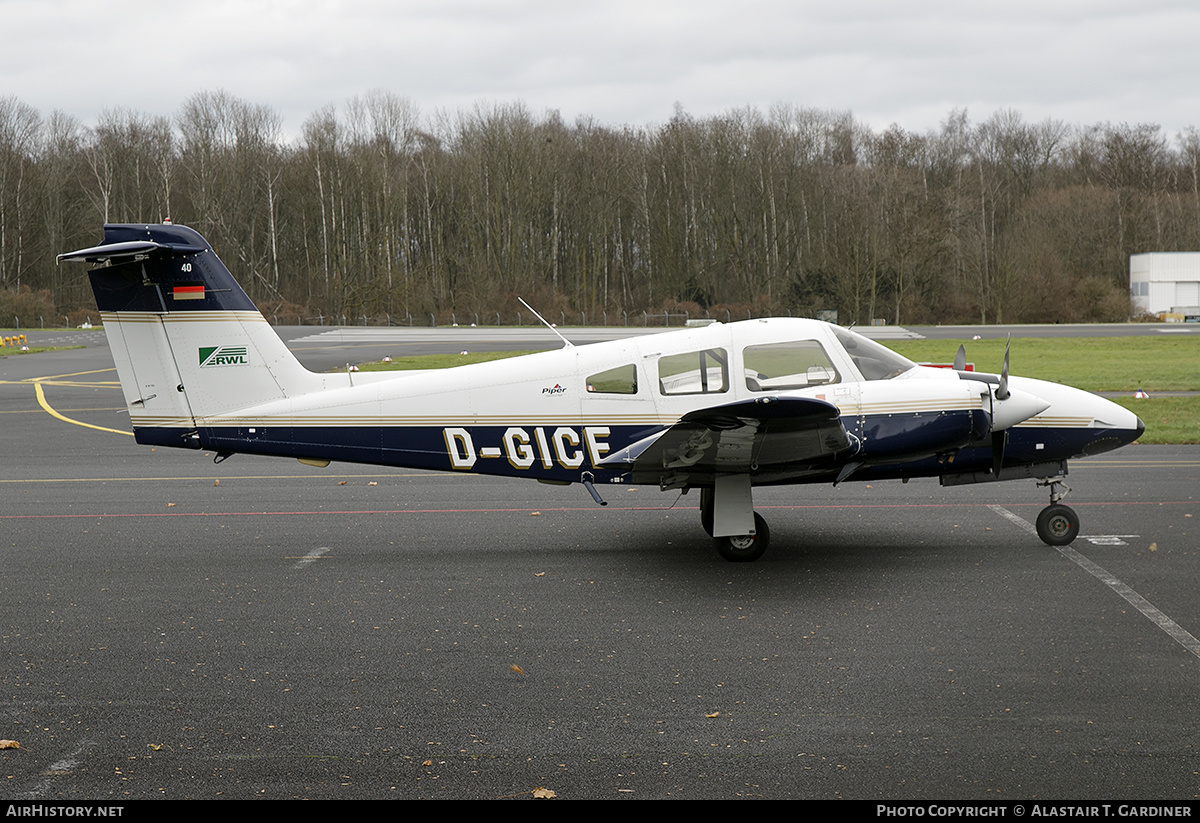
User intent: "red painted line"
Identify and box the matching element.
[1,500,1191,521]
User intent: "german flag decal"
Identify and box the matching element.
[173,281,205,301]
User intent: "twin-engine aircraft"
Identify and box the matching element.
[61,223,1144,561]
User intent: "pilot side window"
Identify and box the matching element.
[832,327,916,380]
[743,341,840,391]
[586,363,638,394]
[657,348,728,395]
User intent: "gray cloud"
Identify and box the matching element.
[3,0,1196,140]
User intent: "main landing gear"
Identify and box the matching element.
[699,488,772,562]
[717,513,771,562]
[1035,477,1079,546]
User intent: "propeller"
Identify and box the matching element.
[991,429,1008,477]
[996,337,1010,401]
[953,336,1036,476]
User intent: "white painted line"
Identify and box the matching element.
[17,740,93,798]
[294,546,329,569]
[989,504,1038,535]
[990,505,1200,660]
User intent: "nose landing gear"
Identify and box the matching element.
[1035,477,1078,546]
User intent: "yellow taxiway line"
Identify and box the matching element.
[2,367,135,437]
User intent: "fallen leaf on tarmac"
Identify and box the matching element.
[422,760,432,767]
[511,665,524,675]
[166,503,176,507]
[0,740,21,749]
[213,480,219,486]
[1149,542,1158,552]
[530,511,541,516]
[338,481,347,485]
[368,481,378,486]
[148,743,163,751]
[534,572,545,577]
[705,711,719,718]
[532,786,557,799]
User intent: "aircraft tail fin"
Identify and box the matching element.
[59,223,322,448]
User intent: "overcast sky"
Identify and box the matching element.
[4,0,1198,142]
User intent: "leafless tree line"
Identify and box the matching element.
[3,90,1199,327]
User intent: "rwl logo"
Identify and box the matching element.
[199,346,249,367]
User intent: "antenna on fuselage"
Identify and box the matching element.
[518,297,574,348]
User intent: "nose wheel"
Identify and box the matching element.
[1036,504,1079,545]
[1035,477,1078,546]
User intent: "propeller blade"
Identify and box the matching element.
[953,344,966,372]
[996,337,1011,401]
[991,429,1008,477]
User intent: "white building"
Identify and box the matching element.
[1129,253,1200,315]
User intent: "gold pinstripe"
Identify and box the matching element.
[101,311,267,323]
[130,402,987,428]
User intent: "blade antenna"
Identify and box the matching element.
[518,297,573,348]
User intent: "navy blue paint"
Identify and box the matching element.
[83,224,259,314]
[130,414,1140,488]
[191,424,661,483]
[851,409,991,460]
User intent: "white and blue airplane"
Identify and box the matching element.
[60,223,1144,561]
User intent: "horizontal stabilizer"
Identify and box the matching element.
[57,238,205,264]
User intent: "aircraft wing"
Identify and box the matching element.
[597,396,851,482]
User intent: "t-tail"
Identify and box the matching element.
[59,223,323,450]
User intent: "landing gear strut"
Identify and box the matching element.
[699,487,714,537]
[1035,477,1078,546]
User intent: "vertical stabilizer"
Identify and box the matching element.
[59,223,322,448]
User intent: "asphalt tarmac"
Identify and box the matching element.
[1,329,1198,799]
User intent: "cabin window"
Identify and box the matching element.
[743,341,840,391]
[586,363,638,394]
[833,327,916,380]
[657,348,729,395]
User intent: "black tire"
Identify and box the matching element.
[1036,504,1079,546]
[715,512,770,562]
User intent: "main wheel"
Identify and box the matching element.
[715,512,770,562]
[1036,504,1079,546]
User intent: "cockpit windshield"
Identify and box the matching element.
[832,327,917,381]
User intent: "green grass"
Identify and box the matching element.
[1111,397,1199,444]
[0,345,83,357]
[352,350,540,371]
[886,336,1200,392]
